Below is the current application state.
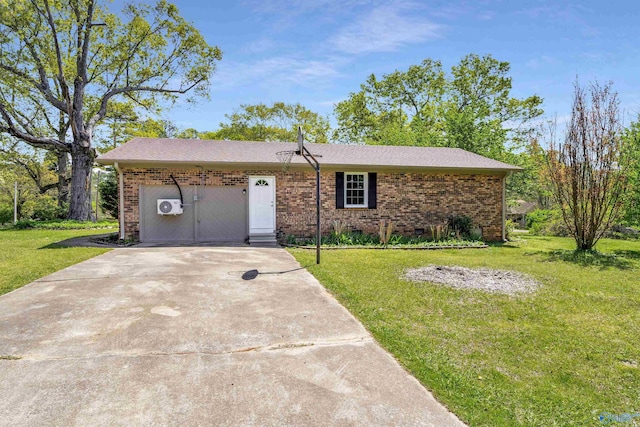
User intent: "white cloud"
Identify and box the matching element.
[243,0,374,17]
[476,11,495,21]
[526,55,557,69]
[215,0,446,94]
[316,98,345,107]
[214,56,344,89]
[241,37,279,55]
[516,3,599,38]
[330,2,443,54]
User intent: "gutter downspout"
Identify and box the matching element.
[114,162,125,240]
[502,172,510,242]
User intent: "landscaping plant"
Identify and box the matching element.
[379,220,393,247]
[546,80,630,250]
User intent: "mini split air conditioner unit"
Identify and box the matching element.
[157,199,183,215]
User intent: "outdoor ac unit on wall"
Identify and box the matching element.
[157,199,183,215]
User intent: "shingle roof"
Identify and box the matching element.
[507,200,538,215]
[96,137,521,172]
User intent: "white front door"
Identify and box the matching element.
[249,176,275,234]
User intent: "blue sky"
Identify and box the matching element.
[159,0,640,133]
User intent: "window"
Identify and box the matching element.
[344,173,367,208]
[335,172,377,209]
[255,179,269,186]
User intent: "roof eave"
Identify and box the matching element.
[96,158,521,174]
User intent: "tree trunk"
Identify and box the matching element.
[68,143,95,220]
[55,149,70,207]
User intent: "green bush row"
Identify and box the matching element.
[0,196,69,224]
[288,231,484,247]
[524,209,640,239]
[12,219,118,230]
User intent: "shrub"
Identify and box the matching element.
[526,209,570,236]
[20,196,67,221]
[545,217,570,237]
[604,224,640,240]
[0,206,12,225]
[469,226,483,242]
[448,215,474,238]
[13,219,35,229]
[526,209,554,234]
[31,202,67,221]
[292,230,483,248]
[505,219,516,241]
[98,169,118,219]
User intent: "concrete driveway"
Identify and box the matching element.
[0,246,464,426]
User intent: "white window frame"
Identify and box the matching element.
[344,172,368,208]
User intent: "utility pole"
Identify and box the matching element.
[95,169,101,221]
[13,181,17,223]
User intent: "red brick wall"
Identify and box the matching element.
[120,167,505,241]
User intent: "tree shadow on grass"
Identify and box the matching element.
[611,250,640,260]
[486,242,521,249]
[533,249,634,270]
[38,233,117,250]
[39,243,68,249]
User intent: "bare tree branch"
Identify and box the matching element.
[39,0,70,109]
[0,102,69,151]
[546,80,628,250]
[88,79,204,129]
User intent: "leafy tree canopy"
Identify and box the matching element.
[0,0,221,219]
[334,54,543,159]
[215,102,331,143]
[622,118,640,225]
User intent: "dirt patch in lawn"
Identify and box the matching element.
[404,265,539,295]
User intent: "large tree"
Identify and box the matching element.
[546,81,629,251]
[0,0,221,219]
[621,118,640,225]
[215,102,331,143]
[97,114,179,153]
[503,133,552,208]
[334,54,543,159]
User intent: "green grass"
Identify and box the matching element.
[289,236,640,426]
[0,229,111,296]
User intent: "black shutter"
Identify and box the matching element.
[368,172,377,209]
[336,172,344,209]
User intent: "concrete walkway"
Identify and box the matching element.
[0,247,465,426]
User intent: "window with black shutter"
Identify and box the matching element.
[336,172,377,209]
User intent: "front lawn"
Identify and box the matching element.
[290,236,640,426]
[0,229,111,296]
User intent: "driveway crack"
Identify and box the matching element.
[7,335,373,362]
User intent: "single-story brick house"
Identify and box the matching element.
[96,138,520,244]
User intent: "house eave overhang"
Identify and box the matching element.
[95,158,522,175]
